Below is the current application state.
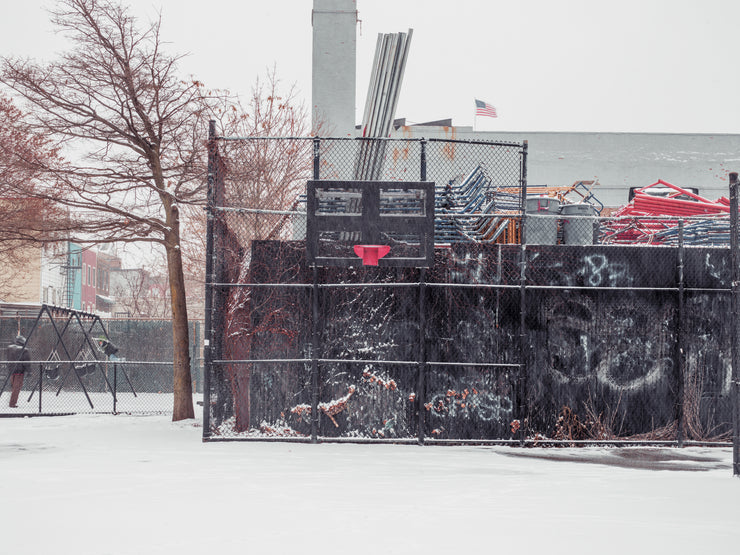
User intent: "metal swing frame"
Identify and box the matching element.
[0,304,136,409]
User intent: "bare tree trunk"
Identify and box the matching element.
[166,207,194,421]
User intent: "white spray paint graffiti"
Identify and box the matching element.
[449,251,489,284]
[721,355,732,396]
[704,252,729,282]
[576,254,634,287]
[545,297,596,385]
[545,297,672,392]
[426,387,513,423]
[683,294,734,397]
[534,253,634,288]
[685,348,732,397]
[595,356,671,392]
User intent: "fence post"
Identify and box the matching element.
[311,266,320,443]
[520,140,529,212]
[676,219,685,447]
[203,119,217,439]
[306,138,321,442]
[518,242,528,445]
[417,268,427,445]
[730,171,739,477]
[517,141,528,444]
[38,363,42,414]
[313,137,321,180]
[113,363,118,415]
[310,138,322,442]
[420,138,427,182]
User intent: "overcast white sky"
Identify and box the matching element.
[1,0,739,133]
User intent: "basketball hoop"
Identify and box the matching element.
[353,245,391,266]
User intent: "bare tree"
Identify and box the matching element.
[181,69,312,276]
[0,94,71,299]
[207,71,315,432]
[110,266,170,318]
[0,0,217,420]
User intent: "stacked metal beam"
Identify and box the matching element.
[360,29,413,138]
[354,29,413,180]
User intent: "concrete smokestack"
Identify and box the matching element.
[312,0,357,136]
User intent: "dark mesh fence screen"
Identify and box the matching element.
[205,135,736,446]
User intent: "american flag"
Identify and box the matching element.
[475,99,497,118]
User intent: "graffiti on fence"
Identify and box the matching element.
[449,250,488,284]
[684,294,732,396]
[704,251,729,283]
[576,254,634,288]
[447,248,637,288]
[545,296,596,384]
[425,387,513,423]
[530,251,635,288]
[210,239,735,441]
[545,295,673,392]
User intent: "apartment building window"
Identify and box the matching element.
[93,268,96,287]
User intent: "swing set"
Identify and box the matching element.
[0,304,136,410]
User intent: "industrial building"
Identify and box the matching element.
[311,0,739,207]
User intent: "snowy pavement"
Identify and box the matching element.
[0,410,738,555]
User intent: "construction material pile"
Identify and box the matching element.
[355,30,413,181]
[434,165,521,244]
[435,166,603,244]
[601,180,732,246]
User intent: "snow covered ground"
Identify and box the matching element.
[1,407,738,555]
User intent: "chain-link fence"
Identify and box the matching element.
[0,317,203,415]
[204,132,738,452]
[0,360,181,415]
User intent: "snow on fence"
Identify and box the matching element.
[204,133,739,472]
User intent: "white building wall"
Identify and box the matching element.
[312,0,357,136]
[390,126,740,207]
[40,243,67,307]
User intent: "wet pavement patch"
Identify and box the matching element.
[497,447,731,472]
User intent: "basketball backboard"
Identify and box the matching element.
[306,180,435,268]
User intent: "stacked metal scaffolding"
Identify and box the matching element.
[602,180,736,246]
